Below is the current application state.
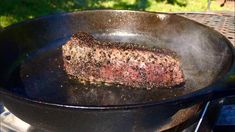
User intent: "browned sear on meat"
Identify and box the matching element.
[62,32,184,89]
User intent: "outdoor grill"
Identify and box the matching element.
[0,11,234,132]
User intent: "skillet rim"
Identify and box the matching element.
[0,9,234,110]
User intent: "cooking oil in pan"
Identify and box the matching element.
[20,37,187,106]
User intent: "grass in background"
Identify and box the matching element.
[0,0,233,28]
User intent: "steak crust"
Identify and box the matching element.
[62,32,184,89]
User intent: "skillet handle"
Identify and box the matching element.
[212,71,235,99]
[173,69,235,107]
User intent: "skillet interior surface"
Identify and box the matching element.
[0,10,233,106]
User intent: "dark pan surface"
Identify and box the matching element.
[0,10,233,106]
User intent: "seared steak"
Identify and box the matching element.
[62,32,184,89]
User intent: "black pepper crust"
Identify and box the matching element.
[62,32,185,89]
[72,32,178,58]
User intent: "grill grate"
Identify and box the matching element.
[180,13,235,45]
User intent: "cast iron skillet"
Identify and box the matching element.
[0,10,234,132]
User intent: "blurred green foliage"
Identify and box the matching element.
[0,0,232,28]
